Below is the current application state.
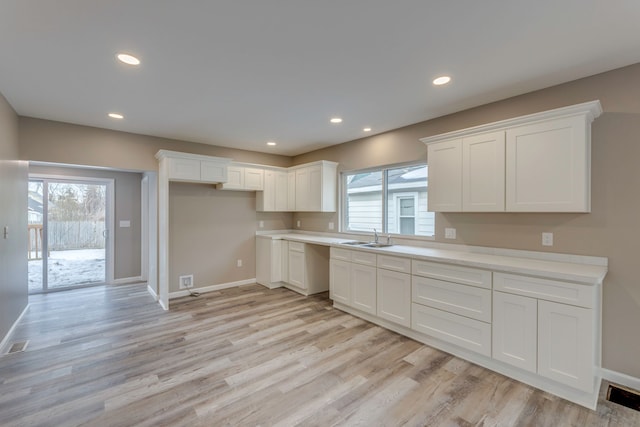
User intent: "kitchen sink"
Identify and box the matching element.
[361,242,393,248]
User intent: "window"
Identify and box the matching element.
[343,164,434,236]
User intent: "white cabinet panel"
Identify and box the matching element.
[257,169,288,212]
[330,247,352,262]
[412,304,492,357]
[330,259,350,305]
[538,300,594,392]
[377,269,411,327]
[494,272,593,308]
[201,160,228,183]
[275,171,288,211]
[462,131,505,211]
[288,248,306,290]
[377,255,411,274]
[225,166,244,188]
[352,251,376,266]
[412,276,492,322]
[218,165,264,191]
[412,260,491,289]
[493,291,537,373]
[427,139,462,212]
[295,167,310,211]
[168,158,201,182]
[244,167,264,190]
[287,171,296,211]
[351,263,377,315]
[506,115,589,212]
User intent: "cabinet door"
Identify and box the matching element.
[225,166,245,189]
[275,171,289,211]
[538,300,594,392]
[201,160,227,183]
[244,168,264,190]
[287,171,296,211]
[462,131,505,211]
[492,291,537,373]
[168,158,201,182]
[505,115,589,212]
[377,269,411,327]
[288,249,306,289]
[330,259,350,305]
[259,170,275,211]
[351,264,376,315]
[295,167,310,211]
[307,164,322,212]
[427,139,462,212]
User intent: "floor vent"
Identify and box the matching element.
[6,340,29,354]
[607,384,640,412]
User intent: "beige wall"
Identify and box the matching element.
[18,117,292,172]
[29,165,143,280]
[0,92,28,344]
[169,184,251,292]
[293,63,640,378]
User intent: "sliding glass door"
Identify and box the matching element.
[28,178,112,293]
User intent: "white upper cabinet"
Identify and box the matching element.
[463,131,506,211]
[427,139,462,212]
[257,169,289,212]
[217,164,264,191]
[421,101,602,213]
[155,150,231,184]
[506,115,589,212]
[292,161,338,212]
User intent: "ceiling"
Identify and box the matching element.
[1,1,640,156]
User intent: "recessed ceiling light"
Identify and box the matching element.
[266,141,277,146]
[330,117,343,124]
[363,127,372,132]
[116,53,140,66]
[433,75,451,86]
[108,113,124,119]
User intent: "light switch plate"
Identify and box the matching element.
[296,220,301,228]
[119,220,131,228]
[542,232,553,246]
[328,222,334,230]
[444,228,456,239]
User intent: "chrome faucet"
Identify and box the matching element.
[373,228,379,243]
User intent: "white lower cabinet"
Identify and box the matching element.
[492,291,537,373]
[288,243,306,290]
[329,259,350,305]
[351,264,377,315]
[377,268,411,327]
[538,300,594,392]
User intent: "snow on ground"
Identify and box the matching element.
[28,249,105,293]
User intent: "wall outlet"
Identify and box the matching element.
[444,228,457,239]
[179,274,194,289]
[296,220,301,228]
[542,232,554,246]
[237,259,242,267]
[259,220,264,228]
[328,222,334,230]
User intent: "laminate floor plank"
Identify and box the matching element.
[1,283,639,426]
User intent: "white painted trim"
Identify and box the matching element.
[420,100,602,145]
[0,303,30,353]
[147,284,158,301]
[158,298,168,311]
[110,276,144,285]
[601,368,640,392]
[169,278,256,299]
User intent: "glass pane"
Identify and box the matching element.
[47,182,106,289]
[386,165,434,236]
[345,171,382,232]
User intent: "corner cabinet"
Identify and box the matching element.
[421,100,602,213]
[291,161,338,212]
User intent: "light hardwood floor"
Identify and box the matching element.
[0,283,638,426]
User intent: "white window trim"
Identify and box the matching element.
[393,192,418,234]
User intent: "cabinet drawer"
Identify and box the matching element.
[412,260,491,289]
[377,255,411,273]
[288,241,305,252]
[352,250,376,266]
[330,247,351,261]
[493,272,594,308]
[413,276,492,322]
[412,304,491,357]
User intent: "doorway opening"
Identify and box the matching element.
[28,177,114,293]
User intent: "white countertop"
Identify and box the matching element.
[257,233,607,285]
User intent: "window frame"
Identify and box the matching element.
[340,162,434,239]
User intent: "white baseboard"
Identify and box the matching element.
[601,368,640,392]
[0,303,30,353]
[111,276,144,285]
[147,285,158,300]
[169,278,255,299]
